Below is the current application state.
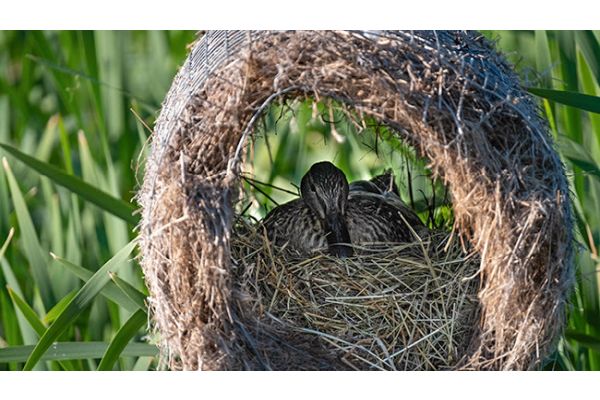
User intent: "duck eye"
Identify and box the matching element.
[309,182,317,193]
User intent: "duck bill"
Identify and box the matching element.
[324,212,353,258]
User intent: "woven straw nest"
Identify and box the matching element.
[136,30,574,370]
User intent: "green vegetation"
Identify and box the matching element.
[0,31,194,371]
[0,31,599,370]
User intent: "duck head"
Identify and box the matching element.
[349,170,399,196]
[369,170,400,195]
[300,161,353,257]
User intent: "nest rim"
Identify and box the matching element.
[136,30,574,371]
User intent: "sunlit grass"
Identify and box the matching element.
[0,31,196,371]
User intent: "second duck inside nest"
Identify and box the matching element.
[231,162,480,370]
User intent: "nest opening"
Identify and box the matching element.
[225,97,475,370]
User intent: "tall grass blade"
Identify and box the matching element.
[1,258,39,347]
[41,179,78,298]
[133,356,154,371]
[51,253,140,312]
[6,287,46,335]
[7,287,77,371]
[95,30,124,142]
[97,309,147,371]
[535,30,554,87]
[0,165,9,234]
[0,143,138,224]
[0,342,157,363]
[527,88,600,115]
[78,132,133,283]
[0,290,21,370]
[3,158,54,309]
[34,115,59,162]
[57,116,84,247]
[109,272,147,310]
[557,136,600,178]
[0,227,13,261]
[566,330,600,353]
[576,31,600,87]
[43,289,77,325]
[576,50,600,164]
[0,94,8,143]
[22,240,136,370]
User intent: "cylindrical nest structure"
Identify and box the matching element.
[137,30,574,370]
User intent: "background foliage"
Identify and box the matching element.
[0,31,599,370]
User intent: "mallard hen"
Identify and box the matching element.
[261,161,426,257]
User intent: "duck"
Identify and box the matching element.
[260,161,426,257]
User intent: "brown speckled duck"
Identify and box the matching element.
[261,161,426,257]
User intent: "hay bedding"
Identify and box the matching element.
[231,222,479,370]
[137,31,574,370]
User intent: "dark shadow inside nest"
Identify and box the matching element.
[227,99,481,370]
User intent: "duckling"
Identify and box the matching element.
[261,161,425,257]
